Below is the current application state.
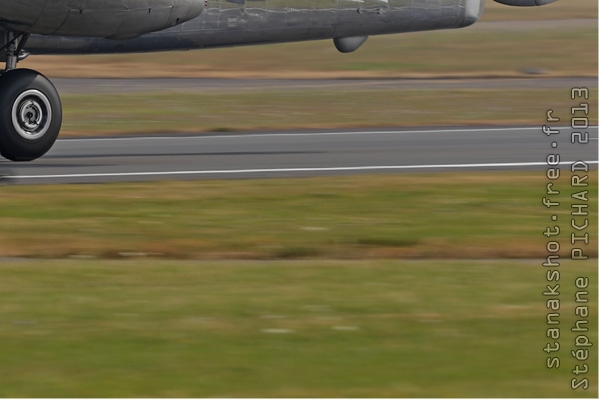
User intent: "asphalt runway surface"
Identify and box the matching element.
[1,126,597,185]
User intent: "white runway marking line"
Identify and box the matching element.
[57,126,598,143]
[9,161,599,180]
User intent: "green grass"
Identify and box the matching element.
[0,121,596,395]
[0,172,596,259]
[60,88,598,135]
[0,258,596,397]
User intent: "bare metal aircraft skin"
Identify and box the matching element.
[0,0,557,161]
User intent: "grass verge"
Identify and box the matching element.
[0,171,596,259]
[60,88,598,136]
[0,258,596,397]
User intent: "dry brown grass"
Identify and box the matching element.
[58,88,598,136]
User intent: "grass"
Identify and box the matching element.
[0,171,596,259]
[59,88,598,135]
[0,258,596,397]
[21,1,597,79]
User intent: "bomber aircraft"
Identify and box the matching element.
[0,0,555,161]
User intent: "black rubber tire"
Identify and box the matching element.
[0,69,62,161]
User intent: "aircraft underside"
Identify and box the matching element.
[0,0,555,161]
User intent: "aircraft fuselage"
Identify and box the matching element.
[3,0,485,55]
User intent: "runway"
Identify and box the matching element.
[1,126,597,185]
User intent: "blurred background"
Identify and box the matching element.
[0,0,597,397]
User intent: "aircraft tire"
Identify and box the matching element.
[0,69,62,161]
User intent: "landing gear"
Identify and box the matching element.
[0,69,62,161]
[0,32,62,161]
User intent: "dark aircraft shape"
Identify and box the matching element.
[0,0,556,161]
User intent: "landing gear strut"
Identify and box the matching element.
[0,32,62,161]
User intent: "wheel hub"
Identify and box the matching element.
[11,89,52,140]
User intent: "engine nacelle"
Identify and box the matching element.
[493,0,557,6]
[0,0,204,39]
